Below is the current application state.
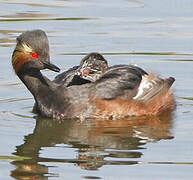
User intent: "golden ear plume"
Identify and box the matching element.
[12,43,33,73]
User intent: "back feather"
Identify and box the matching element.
[133,74,175,103]
[93,65,143,99]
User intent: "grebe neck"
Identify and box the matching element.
[17,69,59,113]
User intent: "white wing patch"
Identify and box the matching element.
[133,74,167,103]
[133,75,153,99]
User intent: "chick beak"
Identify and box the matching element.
[43,62,60,72]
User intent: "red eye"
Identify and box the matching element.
[104,65,108,69]
[83,71,89,75]
[31,52,38,59]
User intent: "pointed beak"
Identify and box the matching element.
[43,62,60,72]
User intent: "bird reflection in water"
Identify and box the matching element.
[11,112,174,179]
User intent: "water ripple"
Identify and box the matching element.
[0,97,32,103]
[59,52,193,56]
[0,17,97,22]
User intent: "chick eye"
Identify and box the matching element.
[88,63,93,67]
[83,71,89,75]
[31,52,38,59]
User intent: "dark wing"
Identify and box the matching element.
[67,75,91,86]
[53,66,79,86]
[127,65,148,76]
[92,65,143,99]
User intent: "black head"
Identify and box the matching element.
[79,52,108,68]
[12,29,60,74]
[77,53,108,82]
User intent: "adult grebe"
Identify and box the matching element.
[12,30,175,120]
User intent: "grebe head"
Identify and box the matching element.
[79,52,108,69]
[77,52,108,82]
[12,29,60,74]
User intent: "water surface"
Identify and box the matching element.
[0,0,193,179]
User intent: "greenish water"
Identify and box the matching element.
[0,0,193,179]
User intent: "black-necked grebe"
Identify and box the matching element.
[12,30,175,120]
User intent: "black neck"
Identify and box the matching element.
[17,68,58,116]
[18,69,56,95]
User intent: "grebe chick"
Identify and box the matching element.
[54,52,108,86]
[12,30,175,120]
